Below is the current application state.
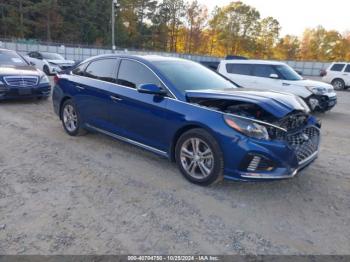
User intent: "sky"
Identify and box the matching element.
[197,0,349,36]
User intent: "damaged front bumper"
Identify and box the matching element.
[222,123,320,181]
[309,94,337,112]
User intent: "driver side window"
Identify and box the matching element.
[117,60,162,89]
[252,65,278,78]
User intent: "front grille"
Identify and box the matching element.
[286,126,320,164]
[3,76,39,88]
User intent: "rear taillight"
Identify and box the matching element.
[320,69,327,77]
[53,75,59,84]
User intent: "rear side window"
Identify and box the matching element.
[252,65,276,78]
[226,64,252,75]
[344,64,350,73]
[117,60,160,89]
[330,63,345,72]
[85,59,118,83]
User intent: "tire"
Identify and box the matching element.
[43,65,50,75]
[175,128,224,186]
[60,99,87,136]
[331,78,345,90]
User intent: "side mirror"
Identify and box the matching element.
[137,83,167,96]
[29,61,36,66]
[269,73,279,79]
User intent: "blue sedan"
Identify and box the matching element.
[53,55,320,185]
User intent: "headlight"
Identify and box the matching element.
[306,86,327,95]
[39,75,50,84]
[223,115,269,140]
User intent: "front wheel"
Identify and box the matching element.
[61,99,87,136]
[175,128,224,186]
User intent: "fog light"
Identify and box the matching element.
[247,156,261,171]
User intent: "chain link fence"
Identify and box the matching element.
[0,38,331,76]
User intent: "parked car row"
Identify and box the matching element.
[0,48,333,186]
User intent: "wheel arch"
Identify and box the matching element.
[331,77,345,84]
[169,123,219,162]
[59,96,73,120]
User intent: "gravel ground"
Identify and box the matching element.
[0,81,349,255]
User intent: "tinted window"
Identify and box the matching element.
[226,64,252,75]
[42,52,64,60]
[252,65,276,78]
[28,52,37,58]
[85,59,118,83]
[345,64,350,73]
[154,60,235,94]
[29,52,42,59]
[72,63,88,76]
[273,64,303,81]
[330,64,345,72]
[117,60,160,89]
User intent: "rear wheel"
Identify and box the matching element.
[175,128,224,186]
[61,99,86,136]
[331,78,345,90]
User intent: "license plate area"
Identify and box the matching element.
[18,88,32,95]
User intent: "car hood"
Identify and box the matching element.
[292,79,334,90]
[47,59,75,65]
[185,88,309,118]
[0,65,42,76]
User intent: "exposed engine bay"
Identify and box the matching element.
[189,98,310,135]
[191,98,280,122]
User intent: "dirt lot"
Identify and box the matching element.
[0,84,349,255]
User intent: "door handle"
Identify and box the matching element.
[110,95,123,102]
[282,83,291,86]
[76,85,85,90]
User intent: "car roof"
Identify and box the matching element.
[221,59,286,65]
[81,54,189,64]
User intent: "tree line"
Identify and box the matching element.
[1,0,349,61]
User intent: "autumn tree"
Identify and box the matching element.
[274,35,300,60]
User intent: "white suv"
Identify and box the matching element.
[218,60,337,112]
[322,62,350,90]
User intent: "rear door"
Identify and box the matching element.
[69,58,120,132]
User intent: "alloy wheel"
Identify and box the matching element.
[180,138,214,179]
[333,80,344,90]
[63,104,78,132]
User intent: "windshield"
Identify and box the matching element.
[0,50,28,66]
[274,64,302,81]
[154,60,236,94]
[42,52,65,60]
